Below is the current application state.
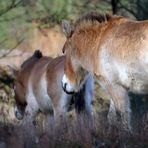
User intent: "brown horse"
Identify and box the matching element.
[13,50,43,120]
[61,12,148,130]
[12,50,93,124]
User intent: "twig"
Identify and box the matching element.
[119,1,138,19]
[0,14,23,23]
[0,38,24,59]
[0,38,7,46]
[0,0,22,17]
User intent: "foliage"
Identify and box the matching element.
[119,0,148,20]
[0,0,148,49]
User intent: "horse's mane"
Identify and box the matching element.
[74,11,112,28]
[21,50,42,68]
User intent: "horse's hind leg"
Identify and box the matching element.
[107,83,131,131]
[98,76,131,131]
[107,99,116,124]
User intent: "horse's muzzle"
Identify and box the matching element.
[14,106,24,120]
[62,82,75,95]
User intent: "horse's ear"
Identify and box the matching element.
[61,20,73,38]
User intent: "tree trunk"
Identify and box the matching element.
[111,0,119,14]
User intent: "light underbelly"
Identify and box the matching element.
[111,59,148,94]
[128,78,148,94]
[119,72,148,94]
[100,46,148,95]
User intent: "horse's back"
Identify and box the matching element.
[99,19,148,94]
[103,18,148,59]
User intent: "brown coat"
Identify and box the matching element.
[61,12,148,130]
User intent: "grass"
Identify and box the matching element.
[0,66,147,148]
[0,112,147,148]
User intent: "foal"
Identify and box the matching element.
[13,50,93,124]
[13,50,43,120]
[61,12,148,130]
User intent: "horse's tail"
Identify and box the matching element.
[33,49,43,58]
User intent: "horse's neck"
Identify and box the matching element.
[78,21,115,75]
[79,53,95,74]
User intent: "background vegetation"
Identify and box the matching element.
[0,0,148,49]
[0,1,147,147]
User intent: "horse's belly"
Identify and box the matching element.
[119,71,148,94]
[127,77,148,94]
[100,43,148,95]
[110,58,148,94]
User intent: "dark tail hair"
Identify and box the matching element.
[33,49,43,58]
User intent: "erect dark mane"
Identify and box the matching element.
[74,11,112,27]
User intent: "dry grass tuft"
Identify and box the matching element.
[0,112,147,148]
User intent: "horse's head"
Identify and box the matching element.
[61,12,112,94]
[61,20,89,94]
[9,66,25,120]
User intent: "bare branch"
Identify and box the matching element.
[0,0,22,17]
[119,1,138,19]
[0,38,7,46]
[0,38,24,59]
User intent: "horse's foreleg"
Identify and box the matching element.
[84,74,94,118]
[83,75,94,129]
[53,93,71,124]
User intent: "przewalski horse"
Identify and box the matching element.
[61,12,148,130]
[13,50,43,120]
[12,50,93,124]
